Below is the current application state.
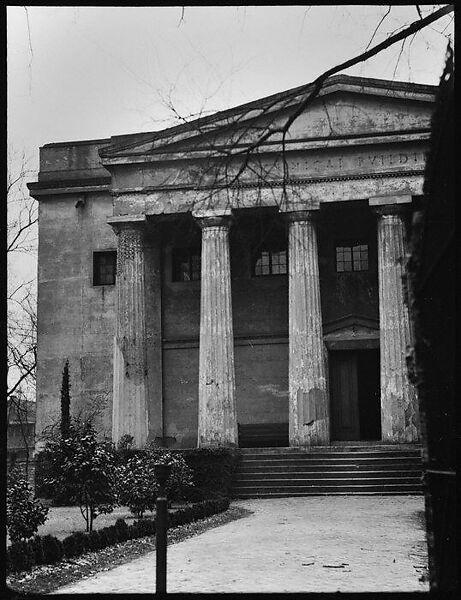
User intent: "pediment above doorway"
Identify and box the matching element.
[323,315,379,350]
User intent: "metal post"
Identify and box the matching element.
[155,463,171,594]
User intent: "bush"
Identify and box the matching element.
[179,448,241,501]
[62,534,78,558]
[104,525,120,546]
[7,466,49,543]
[44,419,117,531]
[97,528,110,549]
[87,530,102,551]
[114,518,129,542]
[41,535,64,563]
[62,531,89,558]
[6,497,231,574]
[114,454,157,518]
[7,540,34,572]
[30,535,45,565]
[114,445,194,518]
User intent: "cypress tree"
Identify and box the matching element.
[60,359,71,436]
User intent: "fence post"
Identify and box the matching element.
[155,463,172,594]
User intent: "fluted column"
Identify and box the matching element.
[370,197,419,443]
[109,215,149,449]
[287,210,329,446]
[195,214,237,447]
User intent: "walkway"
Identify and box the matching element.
[53,496,428,594]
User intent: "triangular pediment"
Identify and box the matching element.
[323,315,379,339]
[100,75,435,163]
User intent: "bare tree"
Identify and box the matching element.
[7,149,38,473]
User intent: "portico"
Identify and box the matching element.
[106,190,420,449]
[30,75,434,452]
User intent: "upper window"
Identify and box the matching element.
[172,248,201,281]
[336,242,368,272]
[93,251,117,285]
[253,248,287,276]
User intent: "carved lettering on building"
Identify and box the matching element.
[287,151,424,177]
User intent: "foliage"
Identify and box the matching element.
[179,447,241,501]
[6,497,230,574]
[114,444,194,518]
[7,466,49,543]
[146,445,195,501]
[60,359,71,436]
[44,419,116,531]
[114,453,157,518]
[41,534,64,564]
[7,540,34,573]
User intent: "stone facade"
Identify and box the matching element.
[29,75,436,450]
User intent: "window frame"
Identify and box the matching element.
[335,240,369,273]
[93,250,117,286]
[252,246,288,277]
[171,247,202,282]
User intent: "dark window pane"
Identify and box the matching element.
[94,251,116,286]
[173,248,200,282]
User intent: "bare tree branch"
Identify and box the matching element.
[365,6,392,52]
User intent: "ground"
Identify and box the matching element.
[8,495,429,594]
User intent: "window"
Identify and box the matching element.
[336,243,368,272]
[93,251,117,285]
[253,248,287,276]
[172,248,201,281]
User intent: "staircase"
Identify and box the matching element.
[231,445,423,498]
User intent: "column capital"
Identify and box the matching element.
[369,195,412,217]
[107,214,147,234]
[284,209,319,224]
[192,208,233,229]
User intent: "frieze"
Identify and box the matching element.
[282,149,425,178]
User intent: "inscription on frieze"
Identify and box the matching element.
[288,150,425,178]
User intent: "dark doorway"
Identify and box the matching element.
[329,349,381,441]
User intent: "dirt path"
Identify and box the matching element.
[52,496,429,594]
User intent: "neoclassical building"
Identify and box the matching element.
[30,75,436,450]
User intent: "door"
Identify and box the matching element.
[329,351,360,441]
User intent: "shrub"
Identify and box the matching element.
[44,419,117,531]
[62,531,89,558]
[62,534,78,558]
[97,528,110,549]
[146,447,194,502]
[41,535,64,563]
[114,454,157,518]
[7,466,49,543]
[7,540,34,572]
[87,530,102,551]
[6,497,231,574]
[30,535,45,565]
[104,525,120,546]
[114,444,194,518]
[179,448,241,501]
[114,518,129,542]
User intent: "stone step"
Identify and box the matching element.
[239,458,422,468]
[232,482,422,496]
[239,444,422,453]
[232,475,421,487]
[231,445,423,498]
[234,469,422,480]
[233,490,423,498]
[238,462,421,472]
[240,450,421,459]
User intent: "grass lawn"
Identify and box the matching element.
[7,502,188,546]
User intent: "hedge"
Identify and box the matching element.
[7,497,230,574]
[177,448,241,501]
[35,447,241,506]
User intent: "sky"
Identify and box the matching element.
[7,4,454,285]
